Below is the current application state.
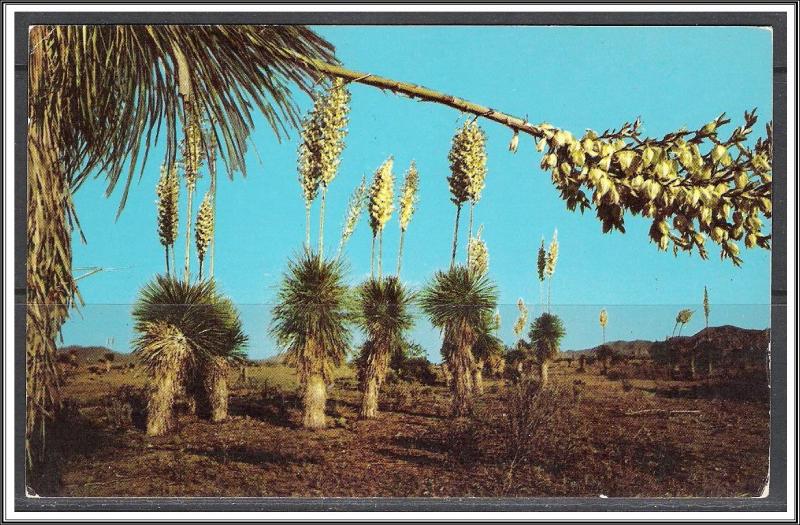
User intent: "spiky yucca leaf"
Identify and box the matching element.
[419,265,498,334]
[195,192,214,269]
[369,157,395,235]
[473,311,504,363]
[270,252,351,383]
[133,320,193,378]
[448,121,487,205]
[156,165,179,249]
[355,276,415,348]
[132,275,248,372]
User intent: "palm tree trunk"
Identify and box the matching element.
[302,374,328,429]
[450,204,462,268]
[539,360,549,386]
[27,64,74,467]
[360,376,380,418]
[396,229,405,276]
[183,183,194,284]
[318,187,327,257]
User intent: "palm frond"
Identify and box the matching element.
[29,25,336,216]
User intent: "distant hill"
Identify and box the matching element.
[564,325,770,362]
[58,345,133,365]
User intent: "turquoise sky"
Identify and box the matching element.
[61,26,773,360]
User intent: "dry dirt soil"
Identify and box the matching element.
[36,360,769,498]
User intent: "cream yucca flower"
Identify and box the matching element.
[545,229,559,278]
[195,192,214,274]
[398,161,419,232]
[448,121,487,205]
[337,176,368,257]
[468,225,489,276]
[369,157,395,236]
[599,308,608,328]
[513,298,528,338]
[182,120,203,191]
[156,164,179,249]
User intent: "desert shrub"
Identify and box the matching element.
[103,386,147,431]
[382,381,414,411]
[393,356,437,385]
[606,369,627,381]
[445,417,482,464]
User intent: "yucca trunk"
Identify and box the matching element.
[539,360,549,386]
[26,55,74,466]
[450,204,462,268]
[448,322,475,417]
[146,342,191,436]
[302,374,328,429]
[201,356,229,422]
[359,342,390,419]
[472,359,484,395]
[360,376,380,419]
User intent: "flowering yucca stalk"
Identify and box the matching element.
[513,298,528,339]
[545,229,559,312]
[397,161,419,276]
[468,225,489,276]
[336,176,368,259]
[599,308,608,344]
[195,192,214,279]
[182,119,203,284]
[368,157,395,278]
[156,164,179,276]
[703,286,711,329]
[537,237,546,309]
[296,79,350,255]
[448,121,487,267]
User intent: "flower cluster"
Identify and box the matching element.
[369,157,395,236]
[536,110,772,265]
[156,164,179,248]
[448,121,487,206]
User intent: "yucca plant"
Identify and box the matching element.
[368,157,395,278]
[419,265,498,417]
[271,252,351,429]
[354,276,414,418]
[132,275,247,435]
[447,121,487,267]
[544,229,559,312]
[195,192,214,280]
[599,308,608,344]
[336,176,368,259]
[472,311,503,395]
[156,164,180,276]
[397,162,420,276]
[528,312,566,386]
[673,308,694,337]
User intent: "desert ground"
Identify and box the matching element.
[34,351,769,498]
